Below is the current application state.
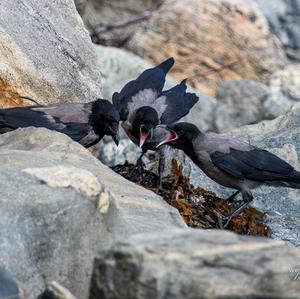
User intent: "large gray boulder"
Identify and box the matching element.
[77,0,160,46]
[215,79,269,132]
[256,0,300,61]
[0,128,185,298]
[264,65,300,118]
[0,0,102,107]
[126,0,287,96]
[164,103,300,246]
[90,229,300,299]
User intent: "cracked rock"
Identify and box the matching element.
[89,229,300,299]
[0,0,102,108]
[0,128,185,298]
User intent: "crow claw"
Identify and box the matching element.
[223,201,251,228]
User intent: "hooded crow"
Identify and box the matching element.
[0,99,120,147]
[154,122,300,226]
[112,57,199,187]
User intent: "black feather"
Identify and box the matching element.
[160,80,199,124]
[230,148,293,174]
[211,151,252,180]
[59,122,92,142]
[286,170,300,183]
[155,57,175,75]
[112,57,174,120]
[0,107,91,142]
[211,148,296,182]
[0,107,59,130]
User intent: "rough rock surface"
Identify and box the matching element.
[256,0,300,61]
[0,0,102,108]
[74,0,87,15]
[95,45,217,166]
[90,229,300,299]
[215,79,269,132]
[78,0,162,46]
[264,65,300,118]
[126,0,287,96]
[0,128,185,298]
[163,104,300,246]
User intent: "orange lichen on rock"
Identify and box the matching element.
[0,77,28,108]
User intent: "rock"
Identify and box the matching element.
[79,0,161,46]
[126,0,287,96]
[0,128,185,298]
[165,103,300,246]
[97,130,141,167]
[215,79,269,132]
[0,0,102,108]
[263,65,300,118]
[0,267,26,299]
[256,0,300,61]
[89,229,300,299]
[95,45,217,166]
[74,0,87,15]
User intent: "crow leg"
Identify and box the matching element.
[129,151,146,179]
[157,146,166,190]
[135,151,146,172]
[223,191,253,228]
[225,190,240,203]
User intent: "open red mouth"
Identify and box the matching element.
[156,130,179,148]
[139,125,149,148]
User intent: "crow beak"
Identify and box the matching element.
[156,130,179,149]
[112,132,119,146]
[106,123,119,146]
[149,127,154,139]
[139,124,150,148]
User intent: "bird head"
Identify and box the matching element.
[90,99,120,145]
[154,122,200,150]
[132,106,159,148]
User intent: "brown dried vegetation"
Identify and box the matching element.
[112,159,270,237]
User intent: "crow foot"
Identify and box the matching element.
[225,190,240,203]
[128,159,145,181]
[223,191,253,228]
[223,201,251,228]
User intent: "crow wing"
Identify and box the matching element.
[32,102,92,123]
[112,57,174,121]
[0,103,93,143]
[160,79,199,124]
[211,148,294,182]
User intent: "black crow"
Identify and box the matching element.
[112,57,199,187]
[153,122,300,226]
[0,99,120,147]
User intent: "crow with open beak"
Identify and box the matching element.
[0,99,120,147]
[154,122,300,226]
[112,57,199,187]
